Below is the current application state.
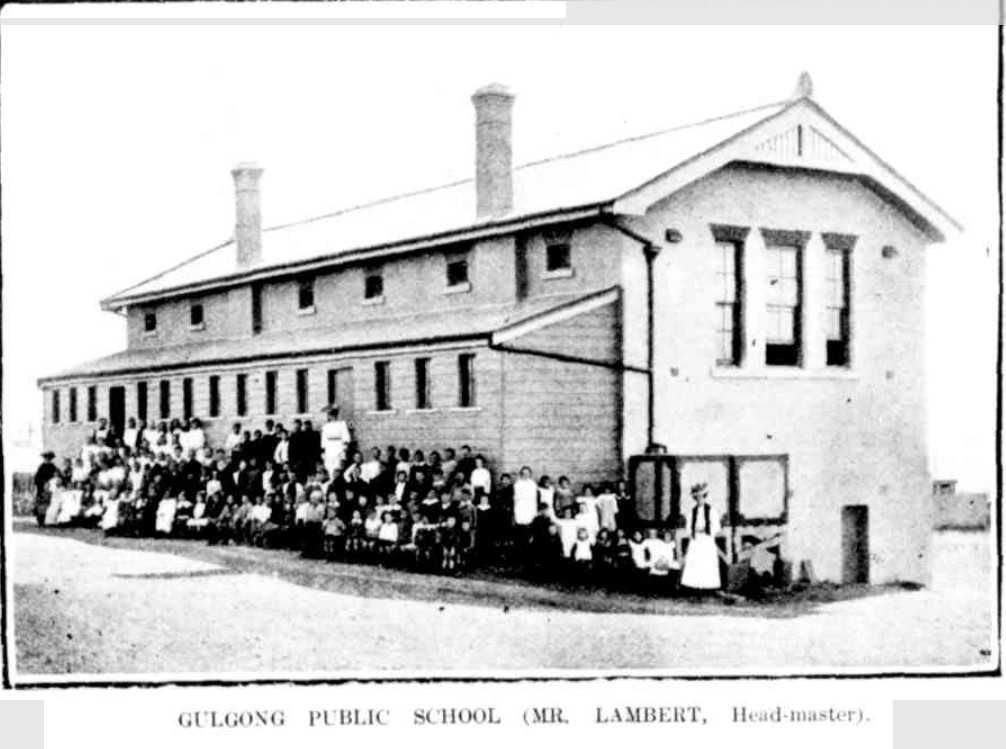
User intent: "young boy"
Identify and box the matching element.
[322,506,347,559]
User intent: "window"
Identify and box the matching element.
[136,382,147,422]
[364,269,384,300]
[374,361,391,411]
[546,239,572,272]
[736,457,788,524]
[764,242,803,366]
[251,283,263,335]
[458,353,476,408]
[52,390,61,424]
[446,253,469,287]
[236,374,248,416]
[143,312,157,333]
[265,371,278,415]
[296,369,309,414]
[182,378,193,420]
[297,277,315,311]
[69,387,78,422]
[415,358,431,410]
[190,302,204,328]
[209,376,221,418]
[823,235,855,367]
[87,385,97,422]
[714,240,743,366]
[327,369,338,406]
[159,380,170,419]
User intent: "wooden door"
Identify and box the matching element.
[841,505,870,584]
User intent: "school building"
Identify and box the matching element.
[38,73,958,585]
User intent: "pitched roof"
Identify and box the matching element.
[103,98,793,308]
[41,288,616,382]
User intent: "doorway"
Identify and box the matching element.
[841,505,870,584]
[328,367,355,425]
[108,386,126,438]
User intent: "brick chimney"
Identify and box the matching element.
[471,83,514,219]
[231,162,264,268]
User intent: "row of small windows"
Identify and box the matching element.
[713,228,853,369]
[141,237,575,335]
[49,355,478,425]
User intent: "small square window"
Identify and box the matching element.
[446,256,469,287]
[144,312,157,332]
[297,277,315,310]
[365,271,384,299]
[190,303,204,327]
[546,242,571,272]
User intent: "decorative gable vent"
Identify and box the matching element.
[753,124,852,163]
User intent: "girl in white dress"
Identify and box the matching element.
[680,482,722,591]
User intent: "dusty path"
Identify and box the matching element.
[11,528,995,678]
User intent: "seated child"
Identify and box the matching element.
[644,528,681,592]
[322,506,347,558]
[569,527,594,578]
[377,510,399,558]
[555,507,579,561]
[346,509,367,556]
[412,512,438,568]
[628,529,649,580]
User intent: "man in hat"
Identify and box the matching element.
[321,406,351,478]
[33,451,59,526]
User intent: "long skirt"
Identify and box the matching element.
[681,535,721,590]
[55,490,82,525]
[101,500,120,532]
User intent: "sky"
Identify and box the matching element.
[1,24,999,491]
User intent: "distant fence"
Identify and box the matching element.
[933,492,990,531]
[11,472,35,517]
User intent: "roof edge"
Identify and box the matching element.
[101,202,612,310]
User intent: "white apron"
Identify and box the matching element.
[681,503,721,590]
[101,500,120,531]
[155,498,177,534]
[56,490,82,525]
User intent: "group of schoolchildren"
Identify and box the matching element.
[33,411,723,593]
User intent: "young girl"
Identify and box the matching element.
[574,490,600,545]
[377,510,399,559]
[596,483,619,533]
[555,506,579,560]
[569,527,594,579]
[628,529,649,583]
[323,506,347,559]
[438,515,460,573]
[553,476,575,517]
[470,455,492,500]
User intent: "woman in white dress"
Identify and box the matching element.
[680,482,722,592]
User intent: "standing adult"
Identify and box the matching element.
[680,482,722,593]
[33,451,59,526]
[321,407,351,478]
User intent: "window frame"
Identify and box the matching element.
[182,377,194,420]
[823,233,856,368]
[158,380,170,420]
[544,232,573,275]
[297,276,316,312]
[69,387,78,423]
[236,374,248,417]
[143,311,157,334]
[374,361,392,412]
[136,382,148,422]
[190,301,205,330]
[414,357,431,410]
[265,370,278,415]
[364,268,385,301]
[87,385,98,422]
[251,283,263,335]
[458,353,477,408]
[208,375,221,418]
[51,389,61,424]
[761,229,809,368]
[296,368,309,414]
[445,251,471,290]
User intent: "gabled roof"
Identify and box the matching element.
[41,288,615,383]
[102,82,960,311]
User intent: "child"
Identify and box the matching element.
[439,515,461,573]
[646,528,681,594]
[628,529,649,586]
[555,506,579,560]
[574,490,600,545]
[470,455,492,500]
[322,506,347,559]
[596,483,619,533]
[412,512,438,569]
[569,527,594,580]
[377,510,399,560]
[554,476,575,517]
[346,509,366,556]
[363,508,382,554]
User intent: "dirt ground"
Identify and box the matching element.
[10,524,997,678]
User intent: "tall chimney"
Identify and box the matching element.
[231,162,264,268]
[471,83,514,219]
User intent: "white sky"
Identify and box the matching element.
[1,24,998,491]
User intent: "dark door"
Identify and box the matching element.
[109,386,126,438]
[841,505,870,584]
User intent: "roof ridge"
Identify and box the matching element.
[257,98,790,236]
[104,98,791,305]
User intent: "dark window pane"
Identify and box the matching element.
[265,371,278,414]
[137,382,147,422]
[209,376,221,418]
[296,369,309,413]
[236,374,248,416]
[69,388,78,422]
[52,390,61,424]
[365,272,384,299]
[182,378,193,420]
[458,354,476,408]
[159,380,170,419]
[251,284,263,335]
[144,312,157,332]
[375,362,391,411]
[190,303,204,327]
[298,278,315,310]
[415,358,430,409]
[446,257,469,287]
[546,242,571,271]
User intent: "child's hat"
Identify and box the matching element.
[690,482,708,496]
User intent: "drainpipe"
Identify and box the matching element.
[602,215,664,452]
